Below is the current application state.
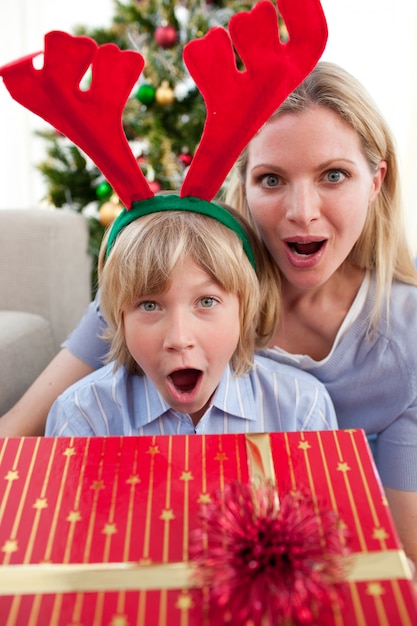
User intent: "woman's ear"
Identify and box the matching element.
[369,160,387,204]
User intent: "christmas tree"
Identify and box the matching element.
[37,0,286,291]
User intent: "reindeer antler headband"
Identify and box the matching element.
[0,0,327,268]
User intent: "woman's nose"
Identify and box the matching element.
[285,183,320,225]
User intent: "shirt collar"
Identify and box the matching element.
[130,363,258,428]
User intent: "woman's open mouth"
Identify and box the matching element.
[284,239,327,269]
[287,240,326,256]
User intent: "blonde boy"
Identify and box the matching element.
[46,202,336,435]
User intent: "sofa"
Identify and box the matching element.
[0,209,92,415]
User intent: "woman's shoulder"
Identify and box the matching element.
[253,352,328,389]
[389,278,417,304]
[383,279,417,334]
[346,278,417,373]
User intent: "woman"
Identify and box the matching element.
[1,62,417,571]
[226,61,417,571]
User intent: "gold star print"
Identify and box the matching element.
[63,447,76,457]
[33,498,48,510]
[180,471,194,482]
[126,474,141,485]
[337,462,351,473]
[160,509,175,521]
[4,470,19,481]
[109,615,129,626]
[198,493,211,504]
[175,592,194,610]
[147,445,160,456]
[67,510,82,523]
[298,441,311,451]
[2,539,18,554]
[366,582,385,597]
[139,557,152,565]
[214,452,228,462]
[372,527,389,541]
[91,480,105,491]
[103,523,117,535]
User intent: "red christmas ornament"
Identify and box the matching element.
[178,151,192,166]
[154,24,178,49]
[148,180,161,194]
[190,481,351,626]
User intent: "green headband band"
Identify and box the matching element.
[105,195,256,270]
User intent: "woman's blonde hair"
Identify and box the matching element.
[98,205,281,375]
[226,61,417,328]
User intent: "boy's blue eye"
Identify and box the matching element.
[199,296,217,308]
[139,301,158,312]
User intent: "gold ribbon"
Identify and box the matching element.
[0,434,412,595]
[0,561,190,595]
[346,550,412,582]
[0,549,412,595]
[245,433,276,485]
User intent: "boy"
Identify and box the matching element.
[45,201,337,436]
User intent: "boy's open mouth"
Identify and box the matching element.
[168,368,202,393]
[288,240,325,256]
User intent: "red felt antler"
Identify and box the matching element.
[0,31,153,208]
[181,0,328,199]
[0,0,327,207]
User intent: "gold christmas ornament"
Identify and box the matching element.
[155,80,175,106]
[98,195,123,226]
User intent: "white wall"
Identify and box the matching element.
[1,1,417,249]
[320,0,417,251]
[0,0,114,209]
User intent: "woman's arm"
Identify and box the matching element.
[385,486,417,582]
[0,349,94,436]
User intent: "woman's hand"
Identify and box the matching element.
[385,486,417,585]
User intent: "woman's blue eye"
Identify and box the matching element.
[261,174,280,187]
[326,170,347,183]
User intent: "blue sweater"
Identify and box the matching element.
[263,274,417,491]
[64,274,417,491]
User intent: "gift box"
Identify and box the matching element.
[0,430,416,625]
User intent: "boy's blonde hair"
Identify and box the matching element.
[227,61,417,329]
[98,205,280,375]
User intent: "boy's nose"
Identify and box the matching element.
[163,310,195,351]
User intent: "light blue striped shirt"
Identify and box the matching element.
[45,355,337,437]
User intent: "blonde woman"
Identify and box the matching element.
[227,61,417,572]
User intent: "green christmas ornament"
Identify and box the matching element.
[136,84,156,106]
[96,180,112,200]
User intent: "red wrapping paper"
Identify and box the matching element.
[0,430,416,625]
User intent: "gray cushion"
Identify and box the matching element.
[0,311,56,414]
